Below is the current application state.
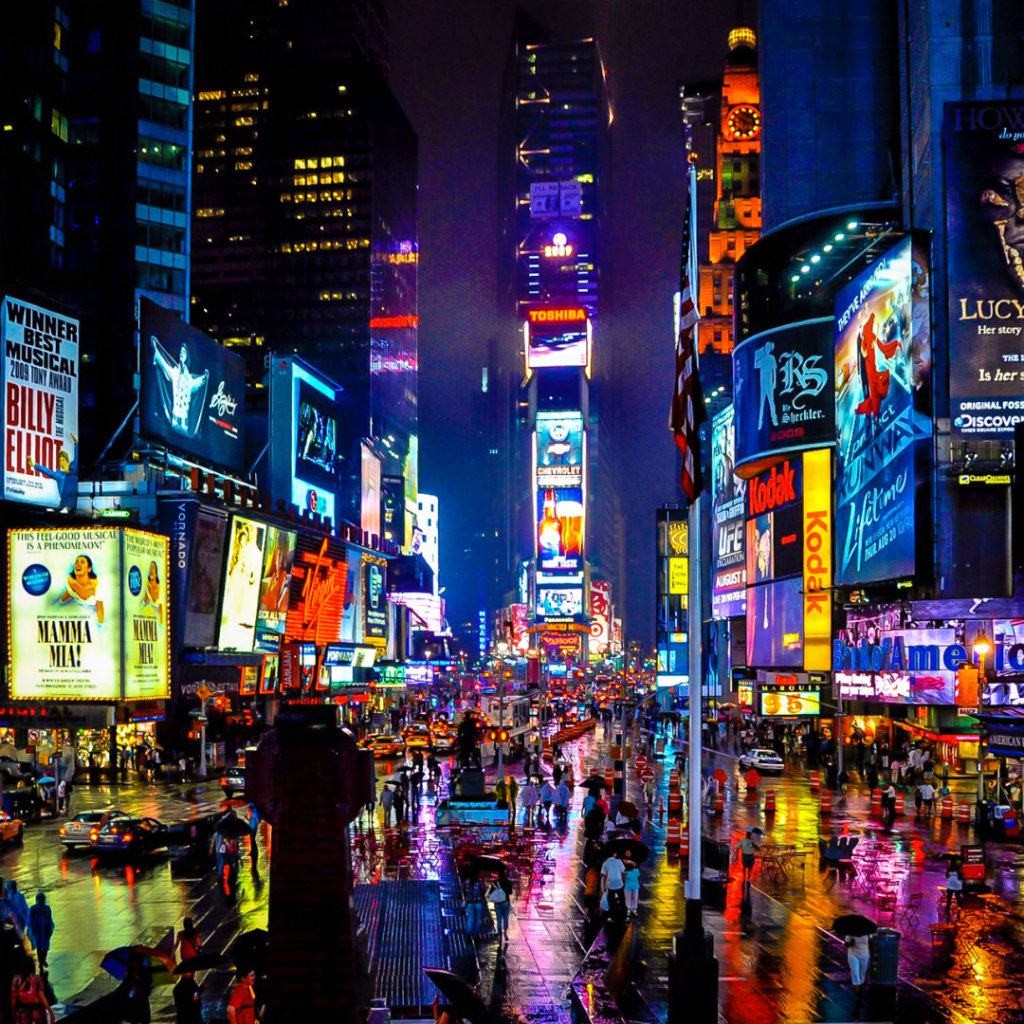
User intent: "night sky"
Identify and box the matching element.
[389,1,739,645]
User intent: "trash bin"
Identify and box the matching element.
[873,928,900,984]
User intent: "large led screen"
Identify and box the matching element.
[536,411,584,486]
[945,101,1024,437]
[218,516,268,652]
[537,587,584,618]
[834,236,929,585]
[536,487,584,572]
[528,327,588,369]
[139,298,246,473]
[2,297,80,509]
[711,405,746,619]
[746,576,804,668]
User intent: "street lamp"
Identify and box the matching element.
[973,630,992,809]
[496,642,509,779]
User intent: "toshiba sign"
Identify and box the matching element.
[527,308,587,324]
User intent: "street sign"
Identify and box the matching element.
[196,685,213,702]
[634,756,648,771]
[745,769,761,789]
[712,768,728,785]
[640,767,655,784]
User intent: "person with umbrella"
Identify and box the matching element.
[554,779,571,825]
[600,848,627,924]
[119,951,153,1024]
[173,968,204,1024]
[172,919,202,962]
[246,804,262,865]
[520,778,538,827]
[832,915,876,1013]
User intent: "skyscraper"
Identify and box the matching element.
[191,1,417,515]
[498,22,619,662]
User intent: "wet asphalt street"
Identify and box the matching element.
[3,724,1023,1023]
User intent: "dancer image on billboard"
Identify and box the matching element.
[59,554,105,625]
[141,560,163,625]
[853,305,902,424]
[27,433,78,511]
[151,337,209,438]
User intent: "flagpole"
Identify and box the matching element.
[686,493,703,927]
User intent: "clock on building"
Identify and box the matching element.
[727,105,761,140]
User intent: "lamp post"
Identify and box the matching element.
[496,641,509,780]
[973,630,991,810]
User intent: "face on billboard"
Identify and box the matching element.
[711,405,746,619]
[2,297,80,509]
[946,102,1024,436]
[255,527,296,653]
[122,529,171,699]
[733,321,834,472]
[538,587,583,618]
[8,528,122,699]
[536,487,584,571]
[746,576,803,668]
[296,386,337,478]
[218,516,267,652]
[139,298,246,473]
[536,412,584,486]
[834,237,923,585]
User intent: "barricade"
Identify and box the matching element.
[819,790,833,815]
[958,803,972,824]
[764,789,777,814]
[810,771,821,791]
[941,796,954,819]
[604,767,614,791]
[870,789,883,815]
[894,793,904,816]
[679,830,689,857]
[669,769,680,792]
[666,819,681,847]
[713,790,725,814]
[668,791,682,817]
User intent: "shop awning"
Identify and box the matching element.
[967,707,1024,757]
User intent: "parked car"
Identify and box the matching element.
[90,816,169,857]
[0,812,24,846]
[59,808,130,847]
[738,748,785,772]
[220,767,245,798]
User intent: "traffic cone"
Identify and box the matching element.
[668,791,682,817]
[870,789,883,815]
[819,790,832,815]
[714,790,725,814]
[764,789,777,814]
[894,793,904,816]
[679,830,689,858]
[658,797,665,823]
[669,769,680,791]
[810,771,821,791]
[666,819,681,847]
[941,796,954,819]
[958,802,971,824]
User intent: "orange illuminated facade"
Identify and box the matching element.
[697,27,762,358]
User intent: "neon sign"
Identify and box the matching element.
[543,244,574,258]
[527,308,586,324]
[369,315,419,329]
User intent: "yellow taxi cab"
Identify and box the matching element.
[364,734,405,758]
[403,725,433,751]
[0,812,24,846]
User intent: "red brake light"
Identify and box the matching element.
[221,777,228,786]
[90,828,99,841]
[59,826,67,836]
[123,832,134,843]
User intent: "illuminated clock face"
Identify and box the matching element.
[727,104,761,140]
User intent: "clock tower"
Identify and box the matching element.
[697,26,761,364]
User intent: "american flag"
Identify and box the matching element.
[669,161,707,504]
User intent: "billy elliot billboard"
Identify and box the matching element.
[834,235,931,586]
[140,298,246,474]
[732,319,834,476]
[945,101,1024,437]
[711,404,746,619]
[2,297,79,509]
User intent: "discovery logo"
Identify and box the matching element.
[954,412,1024,432]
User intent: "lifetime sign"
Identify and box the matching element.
[830,637,1021,674]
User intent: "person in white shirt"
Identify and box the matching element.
[600,853,627,922]
[846,934,871,1010]
[920,781,936,815]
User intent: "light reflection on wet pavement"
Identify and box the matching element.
[3,726,1023,1023]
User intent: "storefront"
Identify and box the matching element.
[0,702,115,774]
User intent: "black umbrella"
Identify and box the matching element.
[600,837,651,865]
[423,968,493,1024]
[578,775,609,789]
[214,816,251,839]
[469,854,507,877]
[173,952,230,975]
[832,914,878,938]
[229,929,268,970]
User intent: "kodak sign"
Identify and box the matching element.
[749,460,797,515]
[802,449,832,671]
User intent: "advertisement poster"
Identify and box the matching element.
[536,412,584,486]
[140,298,246,472]
[511,602,529,652]
[526,312,589,369]
[2,297,80,509]
[8,528,123,699]
[361,443,382,541]
[733,320,833,473]
[538,587,583,618]
[218,516,267,652]
[184,511,226,647]
[760,689,821,716]
[834,236,928,585]
[746,576,804,668]
[945,101,1024,437]
[381,474,406,547]
[339,546,363,642]
[589,582,611,650]
[711,405,746,619]
[363,558,388,644]
[122,529,171,699]
[284,534,349,645]
[536,486,585,571]
[254,527,296,653]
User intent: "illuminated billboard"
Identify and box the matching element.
[524,309,591,371]
[140,298,246,473]
[363,556,388,646]
[834,236,929,585]
[269,357,339,522]
[361,443,382,542]
[711,405,746,619]
[760,688,821,717]
[536,412,584,486]
[8,527,170,701]
[255,527,297,654]
[536,487,584,572]
[802,449,832,671]
[537,587,584,618]
[1,297,79,509]
[589,580,611,651]
[285,534,350,645]
[218,516,267,652]
[945,101,1024,436]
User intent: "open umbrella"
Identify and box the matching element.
[220,799,247,810]
[469,854,508,878]
[600,837,651,865]
[230,929,268,971]
[615,800,638,819]
[578,775,609,789]
[37,776,56,785]
[423,968,493,1024]
[214,815,251,839]
[100,946,176,985]
[747,827,765,836]
[173,952,230,975]
[831,914,878,938]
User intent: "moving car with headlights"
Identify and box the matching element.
[364,734,405,758]
[403,725,433,751]
[90,816,170,857]
[430,726,456,754]
[0,812,24,846]
[60,808,130,847]
[738,749,785,773]
[221,766,245,798]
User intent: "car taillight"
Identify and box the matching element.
[221,777,229,786]
[123,832,134,842]
[111,825,118,833]
[90,828,99,841]
[59,826,67,836]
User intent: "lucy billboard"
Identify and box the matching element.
[2,297,80,510]
[945,102,1024,437]
[834,236,930,585]
[711,405,746,619]
[8,527,170,700]
[732,320,834,475]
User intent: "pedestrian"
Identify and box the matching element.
[845,934,871,1012]
[914,784,924,816]
[644,778,656,809]
[427,753,439,787]
[5,881,29,936]
[539,780,555,823]
[380,784,394,826]
[920,780,935,816]
[494,776,508,809]
[600,851,627,923]
[392,786,406,826]
[867,765,879,795]
[11,955,55,1024]
[173,970,204,1024]
[226,967,258,1024]
[506,775,519,822]
[623,858,641,915]
[172,918,202,962]
[552,762,563,787]
[735,829,760,886]
[246,804,261,865]
[27,893,54,969]
[582,790,597,818]
[410,769,423,813]
[521,779,538,827]
[583,865,601,922]
[63,779,73,817]
[120,952,153,1024]
[55,779,67,817]
[554,779,571,824]
[883,781,897,819]
[487,873,512,941]
[944,865,964,916]
[890,760,901,786]
[838,768,849,800]
[464,874,490,940]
